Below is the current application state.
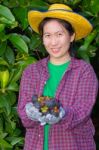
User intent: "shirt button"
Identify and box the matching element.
[39,134,41,137]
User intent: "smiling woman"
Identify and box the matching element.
[40,18,75,65]
[17,3,98,150]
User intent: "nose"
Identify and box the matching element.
[51,36,58,46]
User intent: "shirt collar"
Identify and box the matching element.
[38,56,80,72]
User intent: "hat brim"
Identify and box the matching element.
[28,10,93,40]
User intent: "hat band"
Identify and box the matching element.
[31,8,73,12]
[48,9,73,12]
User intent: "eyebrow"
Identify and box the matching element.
[43,30,64,35]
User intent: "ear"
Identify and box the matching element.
[70,33,75,42]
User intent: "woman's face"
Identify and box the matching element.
[43,20,75,64]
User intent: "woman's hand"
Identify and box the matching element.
[45,106,66,125]
[25,102,66,125]
[25,102,42,121]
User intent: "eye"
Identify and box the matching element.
[57,32,63,36]
[44,34,50,38]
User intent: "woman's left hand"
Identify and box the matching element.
[45,107,66,125]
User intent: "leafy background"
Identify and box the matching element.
[0,0,99,149]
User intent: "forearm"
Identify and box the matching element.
[60,65,98,129]
[61,85,98,129]
[59,105,90,129]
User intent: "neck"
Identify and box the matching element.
[49,54,71,65]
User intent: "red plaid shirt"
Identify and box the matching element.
[18,57,98,150]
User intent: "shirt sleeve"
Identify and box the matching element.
[17,65,39,128]
[60,63,98,130]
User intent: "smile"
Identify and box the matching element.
[51,48,60,53]
[52,50,60,54]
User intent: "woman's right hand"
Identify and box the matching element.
[25,102,42,121]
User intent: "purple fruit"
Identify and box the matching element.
[32,95,38,102]
[50,109,59,117]
[34,101,41,109]
[45,99,55,107]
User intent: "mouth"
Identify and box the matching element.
[51,48,60,54]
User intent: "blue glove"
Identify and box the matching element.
[25,102,42,121]
[45,106,66,125]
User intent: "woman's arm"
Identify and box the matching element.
[17,65,39,128]
[60,63,98,129]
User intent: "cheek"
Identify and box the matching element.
[43,39,50,47]
[63,36,72,45]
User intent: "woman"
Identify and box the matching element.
[18,4,98,150]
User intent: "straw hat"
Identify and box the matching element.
[28,4,93,40]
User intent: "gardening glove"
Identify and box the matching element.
[25,102,42,121]
[45,106,66,125]
[38,115,47,126]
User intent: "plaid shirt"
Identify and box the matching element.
[18,57,98,150]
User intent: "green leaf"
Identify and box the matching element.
[10,137,24,146]
[5,46,15,64]
[17,56,37,69]
[0,131,8,139]
[0,41,7,56]
[0,139,12,148]
[8,68,15,83]
[88,45,97,57]
[78,30,97,53]
[47,0,64,3]
[21,35,30,44]
[5,120,15,135]
[7,82,19,92]
[5,91,16,106]
[82,0,91,9]
[90,0,99,15]
[7,91,16,106]
[84,30,97,48]
[29,0,49,10]
[18,0,26,5]
[80,53,90,62]
[0,57,9,67]
[0,17,13,25]
[96,34,99,45]
[3,0,19,8]
[72,0,81,5]
[0,5,15,22]
[0,32,9,42]
[0,117,3,132]
[12,128,22,137]
[9,33,28,54]
[0,23,5,32]
[11,107,18,119]
[10,66,23,82]
[0,93,11,115]
[13,7,28,30]
[29,33,41,50]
